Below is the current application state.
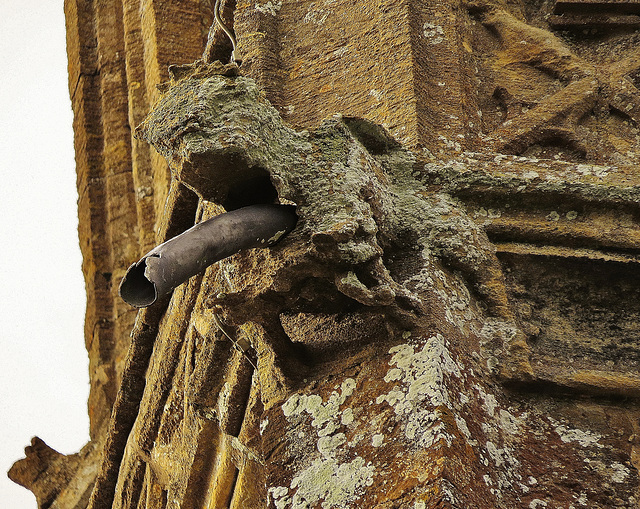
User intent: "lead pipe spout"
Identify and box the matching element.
[119,204,297,308]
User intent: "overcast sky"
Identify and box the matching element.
[0,2,90,507]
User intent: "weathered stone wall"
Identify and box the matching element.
[9,0,640,508]
[64,0,212,439]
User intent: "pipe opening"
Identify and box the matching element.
[223,169,279,211]
[119,257,158,308]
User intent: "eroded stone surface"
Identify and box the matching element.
[12,1,640,507]
[131,65,638,508]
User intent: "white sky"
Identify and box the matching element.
[0,2,90,508]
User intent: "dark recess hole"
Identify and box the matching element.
[226,466,240,507]
[628,69,640,90]
[343,116,400,155]
[223,170,279,211]
[119,259,157,308]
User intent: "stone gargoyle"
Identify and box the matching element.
[137,61,532,388]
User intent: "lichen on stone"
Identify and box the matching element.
[255,0,282,16]
[548,417,604,449]
[269,455,375,509]
[375,334,463,449]
[276,378,374,509]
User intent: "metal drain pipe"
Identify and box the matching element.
[119,204,297,308]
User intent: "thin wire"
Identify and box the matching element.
[213,312,257,370]
[214,0,239,63]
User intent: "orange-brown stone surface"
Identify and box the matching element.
[9,0,640,507]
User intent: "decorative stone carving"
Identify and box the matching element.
[10,0,640,507]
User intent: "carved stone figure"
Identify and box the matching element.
[10,0,640,507]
